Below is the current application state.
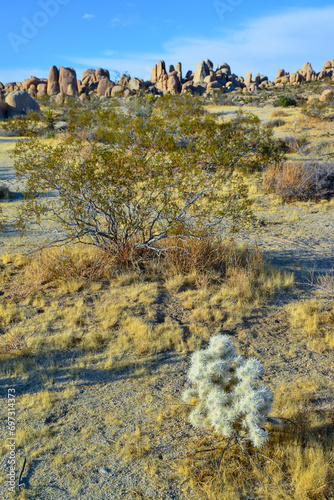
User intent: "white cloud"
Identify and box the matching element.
[110,16,121,26]
[104,50,116,57]
[83,14,95,20]
[67,6,334,81]
[162,6,334,79]
[110,15,138,27]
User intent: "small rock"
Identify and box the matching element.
[54,121,68,131]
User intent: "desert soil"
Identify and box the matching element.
[0,118,333,499]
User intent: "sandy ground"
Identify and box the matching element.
[0,115,333,499]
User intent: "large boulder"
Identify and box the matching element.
[274,69,289,83]
[5,83,17,94]
[150,61,167,83]
[175,62,182,82]
[155,61,167,82]
[318,69,330,80]
[47,66,60,95]
[206,81,224,91]
[22,77,40,90]
[323,59,334,70]
[181,81,195,94]
[289,73,304,84]
[167,73,181,94]
[95,68,110,80]
[0,101,8,119]
[320,89,334,103]
[67,83,77,97]
[151,64,158,83]
[216,70,227,84]
[82,69,96,81]
[117,74,130,86]
[220,63,231,75]
[297,62,316,81]
[244,72,252,86]
[253,74,261,85]
[82,74,97,87]
[204,75,216,83]
[193,60,210,83]
[128,77,142,91]
[204,59,214,71]
[97,78,114,97]
[5,91,39,116]
[155,73,168,92]
[37,83,47,97]
[111,85,125,96]
[59,66,77,95]
[226,82,236,92]
[300,62,313,74]
[28,86,37,97]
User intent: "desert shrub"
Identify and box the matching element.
[0,111,41,137]
[13,99,286,255]
[274,96,297,107]
[43,107,56,131]
[266,118,285,127]
[183,334,274,448]
[284,134,309,154]
[263,162,334,201]
[302,100,328,121]
[317,272,334,301]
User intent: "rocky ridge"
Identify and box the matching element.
[0,58,333,116]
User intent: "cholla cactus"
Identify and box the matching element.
[183,335,273,448]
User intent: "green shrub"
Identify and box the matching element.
[274,96,297,108]
[12,98,286,254]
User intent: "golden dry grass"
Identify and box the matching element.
[110,373,334,500]
[287,272,334,351]
[0,239,294,360]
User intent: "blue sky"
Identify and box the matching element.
[1,0,333,83]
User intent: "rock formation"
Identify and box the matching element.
[193,60,210,83]
[5,91,40,116]
[47,66,60,95]
[0,57,333,109]
[59,67,77,95]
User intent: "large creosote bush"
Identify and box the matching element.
[183,334,274,448]
[13,98,286,253]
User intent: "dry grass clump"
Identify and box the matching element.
[178,412,334,499]
[287,272,334,351]
[8,245,114,300]
[178,243,293,322]
[263,162,334,201]
[270,110,288,118]
[2,238,294,359]
[267,118,286,127]
[0,327,28,354]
